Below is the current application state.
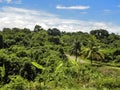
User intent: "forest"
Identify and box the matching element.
[0,25,120,90]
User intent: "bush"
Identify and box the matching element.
[1,75,29,90]
[94,76,120,89]
[114,55,120,63]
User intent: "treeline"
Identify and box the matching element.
[0,25,120,90]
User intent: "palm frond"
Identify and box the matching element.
[31,61,45,70]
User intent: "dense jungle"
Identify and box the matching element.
[0,25,120,90]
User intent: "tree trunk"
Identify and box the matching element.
[91,56,92,64]
[76,48,77,62]
[91,59,92,64]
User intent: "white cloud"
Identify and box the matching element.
[56,5,90,10]
[0,6,120,34]
[0,0,21,4]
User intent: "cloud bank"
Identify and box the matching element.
[0,6,120,34]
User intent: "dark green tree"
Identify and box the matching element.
[82,36,104,64]
[90,29,109,39]
[70,39,81,62]
[47,28,61,36]
[0,34,4,49]
[34,25,43,32]
[90,29,109,44]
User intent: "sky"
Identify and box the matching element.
[0,0,120,33]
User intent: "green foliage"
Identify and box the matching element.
[48,36,60,45]
[31,62,45,70]
[0,64,5,86]
[0,34,4,49]
[114,55,120,63]
[90,29,109,44]
[82,43,104,64]
[47,28,61,36]
[94,76,120,89]
[0,64,5,78]
[34,25,43,32]
[0,26,120,90]
[20,60,36,81]
[1,75,29,90]
[70,40,81,62]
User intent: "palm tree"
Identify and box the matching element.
[82,36,104,64]
[82,46,104,64]
[70,39,81,62]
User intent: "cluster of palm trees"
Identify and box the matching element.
[71,37,104,64]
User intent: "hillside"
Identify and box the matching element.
[0,25,120,90]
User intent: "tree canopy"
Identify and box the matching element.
[0,25,120,90]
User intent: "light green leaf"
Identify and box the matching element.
[55,62,63,73]
[31,62,45,70]
[0,64,5,78]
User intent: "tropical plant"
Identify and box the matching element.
[0,64,5,85]
[82,36,104,64]
[70,39,81,62]
[82,46,104,64]
[0,34,4,49]
[31,61,45,70]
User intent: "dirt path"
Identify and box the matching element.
[66,54,120,70]
[65,54,86,64]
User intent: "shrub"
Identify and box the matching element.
[1,75,29,90]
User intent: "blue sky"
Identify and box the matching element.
[0,0,120,33]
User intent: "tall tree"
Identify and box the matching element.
[82,46,104,64]
[70,39,81,62]
[90,29,109,40]
[90,29,109,44]
[0,34,4,49]
[82,36,104,64]
[47,28,61,36]
[34,25,43,32]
